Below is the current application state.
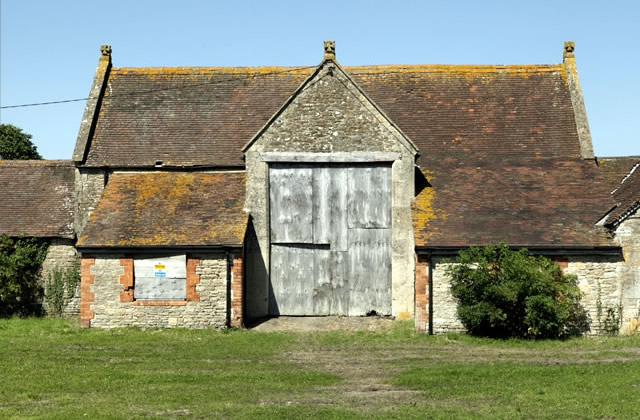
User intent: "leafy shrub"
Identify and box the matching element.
[0,235,49,317]
[602,307,621,336]
[595,281,622,335]
[45,263,80,316]
[446,244,589,339]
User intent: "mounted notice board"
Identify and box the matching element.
[133,255,187,300]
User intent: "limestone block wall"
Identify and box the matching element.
[40,238,80,317]
[423,253,633,336]
[82,253,230,328]
[614,214,640,333]
[564,255,623,335]
[74,168,106,235]
[430,258,465,334]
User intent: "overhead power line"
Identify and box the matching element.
[1,65,467,110]
[1,65,318,109]
[1,97,90,109]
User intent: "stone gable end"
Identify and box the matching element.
[248,62,415,155]
[242,59,418,320]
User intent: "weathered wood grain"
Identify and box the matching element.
[270,244,315,315]
[347,229,392,315]
[269,164,392,316]
[347,166,391,229]
[313,166,348,251]
[269,166,313,244]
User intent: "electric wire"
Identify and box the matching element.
[1,65,318,109]
[0,66,444,109]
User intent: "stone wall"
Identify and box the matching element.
[82,253,229,328]
[40,238,80,317]
[564,255,623,335]
[74,168,106,235]
[423,253,635,336]
[244,61,417,318]
[430,258,465,334]
[614,213,640,333]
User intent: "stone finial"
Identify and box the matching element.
[101,45,112,57]
[563,41,575,59]
[324,40,336,60]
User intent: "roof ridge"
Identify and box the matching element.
[0,159,74,166]
[346,63,563,70]
[111,63,564,74]
[112,66,315,75]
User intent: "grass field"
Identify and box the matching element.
[1,318,640,419]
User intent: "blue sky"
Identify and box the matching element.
[1,0,638,159]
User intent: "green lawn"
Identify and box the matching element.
[1,319,640,419]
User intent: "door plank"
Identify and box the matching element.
[313,166,348,251]
[347,228,392,315]
[347,166,392,229]
[270,166,313,243]
[270,244,315,315]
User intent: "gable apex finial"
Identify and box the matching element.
[101,44,112,57]
[563,41,575,60]
[324,40,336,60]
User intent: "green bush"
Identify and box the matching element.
[446,244,590,339]
[0,235,49,317]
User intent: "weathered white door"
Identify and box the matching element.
[269,164,391,316]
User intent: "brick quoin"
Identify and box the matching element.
[186,257,201,302]
[554,256,569,270]
[230,253,244,327]
[415,254,430,333]
[80,256,96,328]
[119,257,134,302]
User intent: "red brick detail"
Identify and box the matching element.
[553,257,569,270]
[186,257,201,302]
[415,254,430,333]
[133,300,187,306]
[119,257,134,302]
[80,256,96,328]
[230,254,244,327]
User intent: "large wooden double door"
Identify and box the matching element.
[269,163,392,316]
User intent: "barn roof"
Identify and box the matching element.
[74,43,618,249]
[413,157,615,249]
[602,160,640,227]
[598,156,640,192]
[79,63,583,168]
[0,160,75,239]
[77,172,247,248]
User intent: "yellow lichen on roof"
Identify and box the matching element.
[78,172,247,248]
[108,63,565,84]
[347,64,565,84]
[111,66,314,80]
[412,169,448,245]
[0,160,72,166]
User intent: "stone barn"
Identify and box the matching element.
[2,41,639,333]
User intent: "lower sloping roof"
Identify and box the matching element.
[0,160,75,238]
[603,160,640,226]
[413,157,616,249]
[77,172,247,248]
[598,156,640,192]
